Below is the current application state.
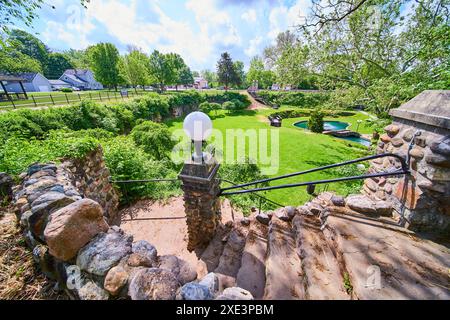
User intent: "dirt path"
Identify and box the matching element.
[119,196,243,268]
[240,91,269,110]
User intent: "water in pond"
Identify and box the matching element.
[294,120,371,147]
[294,120,349,131]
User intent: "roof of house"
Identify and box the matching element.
[61,73,86,85]
[194,77,206,82]
[64,69,90,75]
[0,73,39,82]
[49,79,71,85]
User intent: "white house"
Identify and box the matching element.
[59,69,103,90]
[2,73,52,92]
[48,79,72,91]
[194,77,208,89]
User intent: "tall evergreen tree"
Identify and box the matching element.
[216,52,240,90]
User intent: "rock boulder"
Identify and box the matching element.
[44,199,109,261]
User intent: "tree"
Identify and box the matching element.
[87,42,122,90]
[246,56,276,89]
[166,53,193,89]
[216,52,240,90]
[147,50,175,91]
[263,30,297,69]
[192,71,200,77]
[233,60,245,89]
[308,110,324,133]
[293,0,450,117]
[8,29,49,67]
[64,49,90,69]
[201,69,217,87]
[45,53,74,79]
[130,121,175,160]
[0,47,42,73]
[178,65,194,88]
[120,48,151,89]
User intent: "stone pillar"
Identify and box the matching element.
[178,160,221,252]
[363,90,450,235]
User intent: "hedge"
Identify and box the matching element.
[257,90,329,108]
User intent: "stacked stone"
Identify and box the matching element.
[362,91,449,234]
[12,160,200,300]
[62,147,119,224]
[181,176,221,252]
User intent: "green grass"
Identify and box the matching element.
[165,107,373,206]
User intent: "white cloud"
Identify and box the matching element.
[244,35,262,57]
[42,4,95,49]
[241,9,257,23]
[186,0,242,46]
[267,0,308,41]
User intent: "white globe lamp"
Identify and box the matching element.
[183,111,213,163]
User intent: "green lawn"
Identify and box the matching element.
[165,107,373,206]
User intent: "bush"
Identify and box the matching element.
[102,136,179,203]
[209,102,222,115]
[199,101,211,114]
[222,101,236,113]
[219,160,274,212]
[308,110,325,133]
[0,132,99,175]
[257,90,329,108]
[130,121,175,160]
[60,88,73,93]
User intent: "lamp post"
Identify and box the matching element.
[183,111,213,164]
[356,119,362,132]
[178,112,221,252]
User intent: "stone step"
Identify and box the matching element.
[214,224,249,290]
[292,214,350,300]
[196,224,231,279]
[322,211,450,300]
[235,219,269,299]
[263,219,305,300]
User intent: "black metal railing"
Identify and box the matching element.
[219,153,409,196]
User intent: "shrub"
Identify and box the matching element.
[199,101,211,114]
[60,88,73,93]
[0,133,99,175]
[308,110,324,133]
[102,136,179,203]
[130,121,175,160]
[219,160,273,212]
[209,102,222,115]
[257,90,329,108]
[222,101,236,113]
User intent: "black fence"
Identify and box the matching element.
[0,90,148,110]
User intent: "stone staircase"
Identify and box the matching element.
[193,192,450,300]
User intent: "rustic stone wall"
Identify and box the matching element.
[363,91,450,234]
[61,147,119,224]
[11,150,252,300]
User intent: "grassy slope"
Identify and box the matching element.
[166,107,372,206]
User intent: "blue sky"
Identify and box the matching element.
[17,0,310,71]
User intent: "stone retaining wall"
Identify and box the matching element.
[363,91,450,234]
[11,148,252,300]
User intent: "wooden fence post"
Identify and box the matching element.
[8,95,16,109]
[99,92,102,101]
[65,94,70,104]
[78,93,82,101]
[31,96,38,107]
[50,94,55,105]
